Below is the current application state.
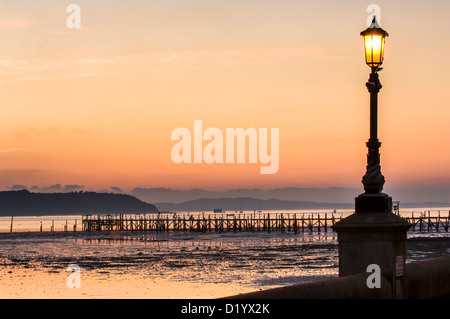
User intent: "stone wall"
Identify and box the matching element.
[225,256,450,299]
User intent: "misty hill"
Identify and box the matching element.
[0,190,158,216]
[154,197,354,212]
[133,187,360,204]
[132,187,450,209]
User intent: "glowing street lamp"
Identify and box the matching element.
[357,15,389,198]
[361,16,389,71]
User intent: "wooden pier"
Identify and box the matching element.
[81,211,450,234]
[403,211,450,233]
[81,212,341,233]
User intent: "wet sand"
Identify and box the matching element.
[0,266,264,299]
[0,231,338,298]
[0,231,448,299]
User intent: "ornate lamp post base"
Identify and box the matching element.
[333,211,411,298]
[355,192,392,213]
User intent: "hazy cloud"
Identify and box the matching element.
[63,184,85,192]
[0,169,41,179]
[9,184,28,191]
[42,184,63,192]
[0,46,356,83]
[110,187,124,194]
[0,148,24,153]
[0,18,38,28]
[41,184,84,193]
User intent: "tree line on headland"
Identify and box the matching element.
[0,190,158,216]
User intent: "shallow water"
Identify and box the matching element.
[0,231,340,298]
[0,232,339,286]
[0,229,449,298]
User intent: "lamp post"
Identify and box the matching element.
[361,16,388,193]
[332,16,411,299]
[355,15,391,213]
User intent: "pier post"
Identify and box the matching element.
[318,214,321,233]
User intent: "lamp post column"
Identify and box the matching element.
[362,70,385,194]
[354,69,392,213]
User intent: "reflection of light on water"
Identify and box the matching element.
[0,231,339,298]
[0,225,449,298]
[0,266,260,299]
[0,215,82,233]
[0,210,354,233]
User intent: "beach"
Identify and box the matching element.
[0,230,338,298]
[1,228,449,299]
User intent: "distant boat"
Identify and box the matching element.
[213,208,223,213]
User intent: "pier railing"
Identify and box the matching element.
[403,211,450,233]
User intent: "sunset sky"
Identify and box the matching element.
[1,1,450,201]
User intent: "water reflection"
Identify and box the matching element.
[0,228,448,298]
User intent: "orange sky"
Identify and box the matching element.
[1,0,450,194]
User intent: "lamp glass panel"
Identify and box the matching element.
[365,34,384,67]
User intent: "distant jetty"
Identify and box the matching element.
[82,212,340,233]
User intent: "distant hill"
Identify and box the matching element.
[154,197,450,212]
[133,187,360,204]
[154,197,354,212]
[0,190,158,216]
